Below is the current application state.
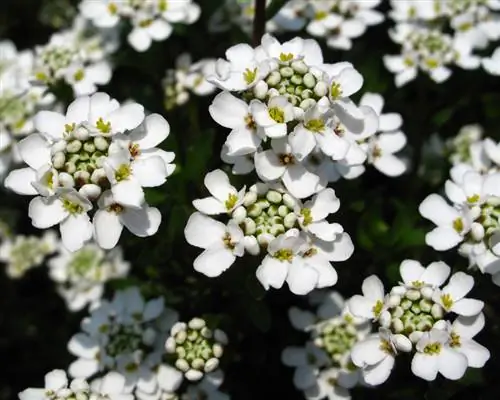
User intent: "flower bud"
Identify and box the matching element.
[269,224,285,236]
[201,327,212,339]
[52,140,67,153]
[204,358,219,373]
[73,126,90,141]
[267,205,278,217]
[165,337,176,353]
[175,359,189,372]
[257,233,275,247]
[74,170,90,184]
[379,311,391,327]
[392,306,404,318]
[171,322,187,336]
[291,75,303,85]
[416,319,432,332]
[94,136,109,151]
[280,67,294,78]
[253,80,268,99]
[58,172,75,188]
[232,206,247,223]
[175,329,187,344]
[83,142,96,153]
[185,369,203,381]
[314,81,328,97]
[243,218,256,235]
[419,299,432,313]
[79,184,101,200]
[393,334,412,352]
[212,343,224,358]
[282,193,296,209]
[65,162,76,174]
[142,328,156,346]
[247,203,262,217]
[243,235,260,255]
[405,289,421,301]
[419,286,433,299]
[431,304,444,319]
[471,222,485,241]
[266,190,282,204]
[191,358,205,370]
[66,140,82,153]
[301,89,313,99]
[409,331,423,344]
[387,295,401,307]
[284,213,297,228]
[303,73,316,88]
[90,168,107,185]
[176,347,186,359]
[267,88,280,98]
[392,318,404,333]
[188,317,206,330]
[291,60,308,74]
[401,299,412,310]
[52,152,66,169]
[391,286,406,296]
[243,191,258,206]
[266,71,281,86]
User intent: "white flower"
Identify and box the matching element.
[254,138,321,199]
[184,212,244,277]
[192,169,246,215]
[79,0,122,28]
[419,193,471,251]
[447,313,491,369]
[250,96,295,139]
[398,259,451,289]
[411,327,468,381]
[209,91,263,157]
[256,232,323,295]
[432,271,484,316]
[351,328,411,386]
[128,14,173,53]
[48,241,130,311]
[348,275,387,320]
[93,190,162,250]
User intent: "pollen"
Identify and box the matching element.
[107,203,124,214]
[452,217,463,233]
[108,2,118,15]
[279,153,295,165]
[372,300,384,317]
[305,118,325,133]
[243,68,257,85]
[64,123,75,134]
[269,107,285,123]
[300,208,313,226]
[467,194,479,203]
[423,342,441,355]
[129,143,141,158]
[274,248,293,262]
[330,82,342,99]
[222,232,235,250]
[62,199,84,214]
[441,293,453,310]
[225,193,238,211]
[96,117,111,134]
[73,69,85,82]
[315,11,328,20]
[279,52,294,62]
[115,164,131,182]
[244,114,256,130]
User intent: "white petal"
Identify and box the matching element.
[362,275,384,300]
[443,272,474,300]
[28,196,66,228]
[288,307,315,331]
[192,197,226,215]
[67,333,99,358]
[451,298,484,316]
[362,355,394,385]
[453,313,485,339]
[289,126,315,161]
[133,114,170,149]
[66,96,90,123]
[373,154,407,177]
[34,111,65,140]
[282,163,320,199]
[68,358,99,379]
[127,28,152,52]
[4,168,38,195]
[348,295,376,319]
[204,169,235,202]
[438,348,467,380]
[281,347,307,367]
[45,370,68,390]
[411,353,438,381]
[93,209,123,249]
[254,150,286,181]
[421,261,451,287]
[400,259,425,285]
[351,337,387,367]
[458,339,490,368]
[286,259,318,295]
[426,226,463,251]
[157,364,183,392]
[256,256,288,290]
[108,104,145,133]
[111,179,145,209]
[209,91,248,128]
[193,245,236,277]
[60,213,93,252]
[120,205,161,237]
[18,134,50,170]
[184,212,226,248]
[133,156,167,187]
[293,366,316,390]
[378,113,403,132]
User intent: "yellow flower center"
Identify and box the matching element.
[301,208,313,226]
[96,117,111,134]
[274,248,293,262]
[225,193,238,210]
[330,82,342,99]
[73,69,85,82]
[243,68,257,85]
[279,52,294,62]
[305,119,325,133]
[441,293,453,310]
[115,164,131,182]
[372,300,384,317]
[423,342,441,355]
[453,218,463,233]
[269,107,285,123]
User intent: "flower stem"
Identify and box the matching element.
[252,0,267,47]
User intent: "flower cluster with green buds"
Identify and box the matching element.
[165,317,227,382]
[0,230,57,278]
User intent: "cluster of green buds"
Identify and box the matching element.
[445,124,482,165]
[381,284,445,343]
[312,314,364,369]
[0,231,56,279]
[0,91,38,134]
[165,317,227,381]
[244,55,329,110]
[230,184,300,253]
[404,28,455,69]
[163,68,189,110]
[104,323,145,361]
[34,43,77,84]
[50,123,112,200]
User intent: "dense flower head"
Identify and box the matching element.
[185,169,354,295]
[385,0,500,85]
[163,53,217,110]
[79,0,200,52]
[0,230,57,278]
[348,260,489,385]
[4,92,175,252]
[33,16,114,96]
[18,369,133,400]
[48,241,130,311]
[165,317,228,382]
[282,290,371,399]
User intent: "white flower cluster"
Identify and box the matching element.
[33,16,115,96]
[185,170,354,295]
[4,92,175,252]
[0,41,55,180]
[68,287,228,400]
[209,0,384,51]
[348,260,489,384]
[163,53,217,110]
[385,0,500,86]
[19,369,132,400]
[208,34,408,193]
[79,0,200,53]
[282,291,370,399]
[48,241,130,311]
[420,124,500,285]
[0,230,57,278]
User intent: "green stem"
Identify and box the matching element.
[252,0,267,46]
